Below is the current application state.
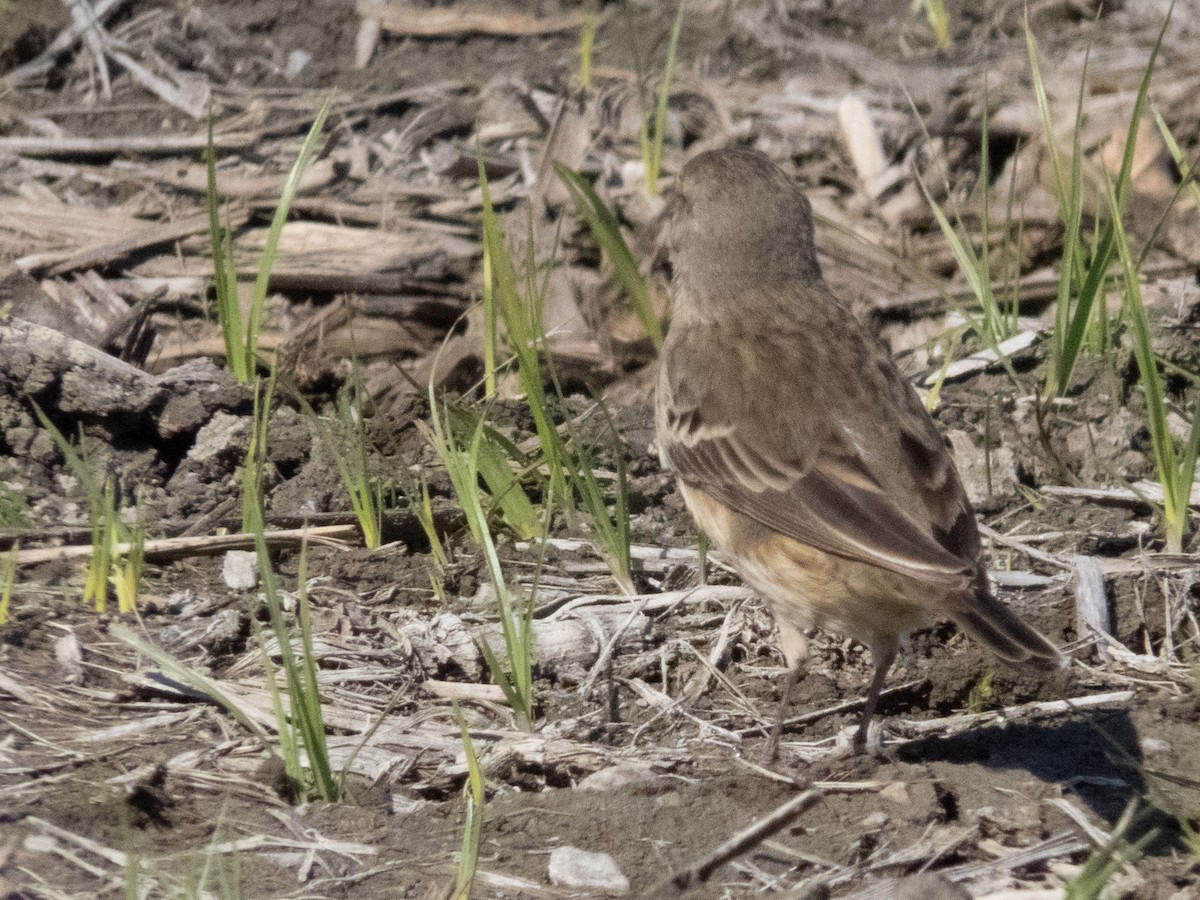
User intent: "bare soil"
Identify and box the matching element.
[1,1,1199,898]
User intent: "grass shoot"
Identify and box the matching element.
[300,374,384,550]
[32,403,143,614]
[1106,174,1200,554]
[240,374,274,535]
[479,159,571,517]
[1029,7,1169,398]
[206,97,332,383]
[251,531,340,801]
[915,0,951,49]
[1152,110,1200,211]
[566,408,634,594]
[0,480,28,529]
[448,402,543,540]
[0,541,16,625]
[452,701,486,899]
[423,395,537,731]
[413,475,450,604]
[919,83,1019,347]
[577,2,598,89]
[1064,802,1156,899]
[637,2,683,196]
[555,162,663,349]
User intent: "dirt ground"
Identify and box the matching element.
[2,0,1200,897]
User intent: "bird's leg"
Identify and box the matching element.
[763,617,808,763]
[853,642,897,752]
[764,664,803,763]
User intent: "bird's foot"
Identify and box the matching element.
[834,720,888,758]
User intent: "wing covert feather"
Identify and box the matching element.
[657,291,979,587]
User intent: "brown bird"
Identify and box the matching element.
[655,147,1060,753]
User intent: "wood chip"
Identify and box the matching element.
[1071,555,1111,662]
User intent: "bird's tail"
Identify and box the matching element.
[953,572,1062,669]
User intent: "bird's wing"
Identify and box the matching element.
[658,310,978,588]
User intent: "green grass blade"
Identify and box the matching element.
[1111,8,1172,211]
[1153,108,1200,210]
[918,0,951,49]
[479,158,570,514]
[452,701,485,899]
[1106,174,1188,550]
[206,116,248,383]
[245,97,333,376]
[564,402,633,593]
[645,2,684,196]
[0,542,17,625]
[111,623,272,743]
[255,526,339,801]
[555,162,663,348]
[423,397,536,729]
[481,237,497,399]
[292,536,339,800]
[448,404,541,540]
[249,607,302,792]
[30,404,119,611]
[1024,19,1068,210]
[298,379,383,550]
[577,4,598,88]
[241,375,275,535]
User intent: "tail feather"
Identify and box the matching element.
[954,589,1061,669]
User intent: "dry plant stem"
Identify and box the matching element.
[0,132,257,158]
[667,789,822,889]
[1073,555,1112,662]
[103,46,209,119]
[837,94,893,199]
[577,595,651,699]
[6,0,126,86]
[737,679,925,737]
[61,0,207,116]
[357,0,592,37]
[11,525,357,567]
[63,0,112,100]
[1041,482,1200,508]
[898,690,1134,735]
[354,16,381,69]
[938,832,1087,884]
[978,521,1073,571]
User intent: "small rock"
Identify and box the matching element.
[54,632,83,684]
[861,811,890,829]
[222,550,258,590]
[578,762,659,792]
[284,49,311,80]
[391,795,427,816]
[1140,736,1170,755]
[946,430,1018,504]
[879,782,910,804]
[188,411,248,465]
[547,846,629,895]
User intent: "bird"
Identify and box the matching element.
[654,146,1060,754]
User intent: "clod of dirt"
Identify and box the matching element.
[946,429,1019,506]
